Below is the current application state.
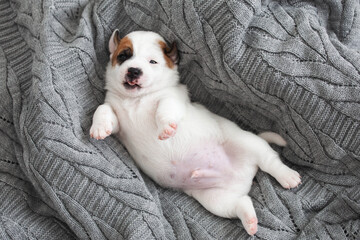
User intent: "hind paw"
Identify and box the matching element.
[277,168,301,189]
[243,216,258,236]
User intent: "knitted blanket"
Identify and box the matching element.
[1,0,359,239]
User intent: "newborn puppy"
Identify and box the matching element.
[90,30,301,235]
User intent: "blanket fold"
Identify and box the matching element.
[0,0,359,239]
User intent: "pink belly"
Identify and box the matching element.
[167,143,234,189]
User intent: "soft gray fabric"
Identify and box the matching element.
[0,0,359,239]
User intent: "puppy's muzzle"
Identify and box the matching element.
[126,67,142,82]
[124,67,142,89]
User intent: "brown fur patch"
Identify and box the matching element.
[158,40,175,69]
[111,36,133,66]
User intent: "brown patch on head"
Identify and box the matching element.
[158,40,179,69]
[111,36,133,66]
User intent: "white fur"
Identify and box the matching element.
[90,30,301,236]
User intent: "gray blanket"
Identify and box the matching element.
[1,0,359,239]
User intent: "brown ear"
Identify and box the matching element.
[165,42,179,65]
[159,41,179,68]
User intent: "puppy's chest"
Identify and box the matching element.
[115,98,158,135]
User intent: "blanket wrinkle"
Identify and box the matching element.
[0,0,359,239]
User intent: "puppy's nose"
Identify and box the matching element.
[127,67,142,80]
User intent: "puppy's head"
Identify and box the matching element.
[105,30,179,97]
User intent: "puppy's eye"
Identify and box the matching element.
[117,54,128,62]
[149,60,158,64]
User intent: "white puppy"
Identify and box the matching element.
[90,30,301,235]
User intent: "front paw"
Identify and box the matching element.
[158,123,177,140]
[90,121,113,140]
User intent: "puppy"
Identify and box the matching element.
[90,30,301,235]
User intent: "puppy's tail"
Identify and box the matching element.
[258,131,287,147]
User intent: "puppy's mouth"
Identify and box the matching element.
[124,76,141,90]
[124,81,141,90]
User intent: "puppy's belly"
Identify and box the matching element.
[163,142,240,189]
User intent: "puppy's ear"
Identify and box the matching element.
[109,29,121,54]
[165,42,179,65]
[159,40,179,68]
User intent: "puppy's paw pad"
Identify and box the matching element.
[169,123,177,130]
[190,170,200,179]
[244,217,258,236]
[158,123,177,140]
[90,122,113,140]
[278,169,301,189]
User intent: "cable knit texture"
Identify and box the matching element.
[0,0,359,239]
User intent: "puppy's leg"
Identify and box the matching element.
[257,152,301,189]
[156,98,185,140]
[236,196,258,236]
[218,118,301,189]
[90,104,119,140]
[186,189,258,235]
